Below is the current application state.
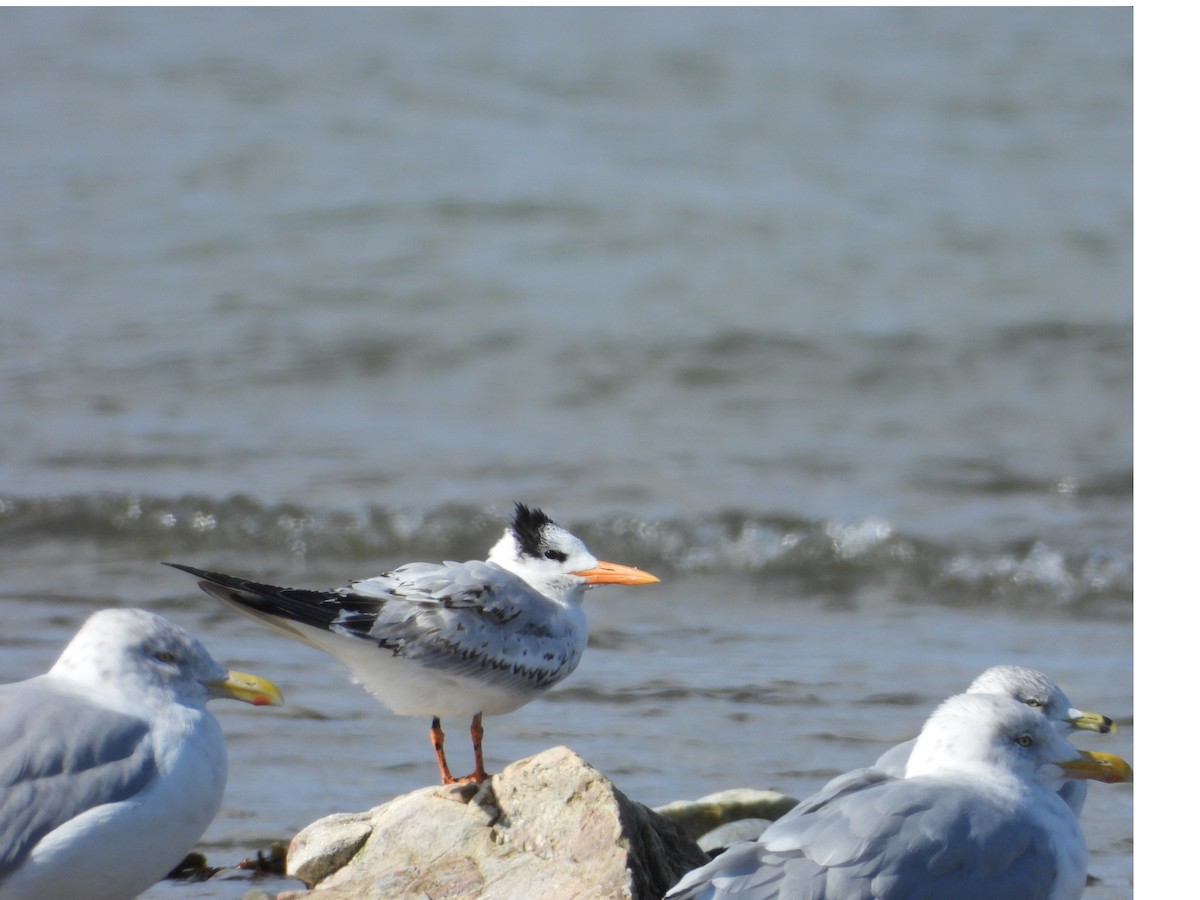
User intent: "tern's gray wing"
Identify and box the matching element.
[171,561,583,693]
[0,678,156,880]
[668,776,1062,900]
[346,560,584,688]
[346,560,543,627]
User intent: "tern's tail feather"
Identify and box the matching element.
[165,562,359,648]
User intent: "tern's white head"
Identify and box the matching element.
[967,665,1114,735]
[487,503,659,603]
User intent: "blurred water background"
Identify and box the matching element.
[0,7,1131,898]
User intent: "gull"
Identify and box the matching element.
[665,693,1133,900]
[0,607,283,900]
[168,502,658,784]
[870,665,1115,816]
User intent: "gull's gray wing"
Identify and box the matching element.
[0,678,156,880]
[871,737,915,777]
[668,775,1062,900]
[1058,779,1087,817]
[872,736,1086,816]
[791,765,894,815]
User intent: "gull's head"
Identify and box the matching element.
[51,608,283,711]
[968,665,1116,735]
[487,502,659,601]
[907,693,1132,788]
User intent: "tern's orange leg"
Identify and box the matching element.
[429,717,457,785]
[429,714,490,784]
[464,712,489,783]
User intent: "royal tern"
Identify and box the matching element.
[665,693,1132,900]
[0,608,283,900]
[168,503,658,784]
[870,665,1115,816]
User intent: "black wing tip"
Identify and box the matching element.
[163,561,224,581]
[164,562,265,598]
[511,502,555,555]
[165,562,350,629]
[164,562,249,600]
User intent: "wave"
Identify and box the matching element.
[0,493,1131,615]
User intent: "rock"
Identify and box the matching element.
[288,811,375,887]
[694,818,773,853]
[279,746,708,900]
[654,788,798,841]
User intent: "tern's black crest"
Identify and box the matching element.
[511,503,556,557]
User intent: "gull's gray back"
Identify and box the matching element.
[873,732,1086,817]
[0,679,155,881]
[668,773,1065,900]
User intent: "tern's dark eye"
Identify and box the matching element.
[154,650,178,664]
[543,549,568,562]
[1016,734,1034,748]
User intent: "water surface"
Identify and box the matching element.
[0,8,1131,898]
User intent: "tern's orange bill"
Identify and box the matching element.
[572,560,660,585]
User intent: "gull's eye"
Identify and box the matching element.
[543,549,568,562]
[1016,734,1034,748]
[154,650,178,664]
[1023,698,1043,708]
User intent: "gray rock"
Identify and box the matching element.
[654,788,798,841]
[278,746,707,900]
[288,810,375,887]
[695,818,773,852]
